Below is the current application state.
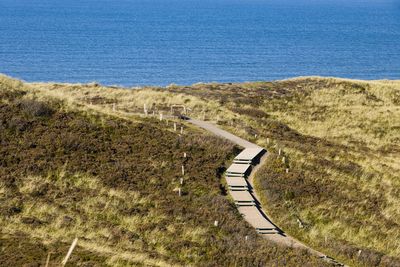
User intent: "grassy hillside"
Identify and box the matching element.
[161,78,400,267]
[0,75,326,266]
[40,76,400,266]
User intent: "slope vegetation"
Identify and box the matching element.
[43,76,400,267]
[162,78,400,267]
[0,75,326,266]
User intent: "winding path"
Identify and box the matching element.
[187,118,346,266]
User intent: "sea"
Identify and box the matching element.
[0,0,399,86]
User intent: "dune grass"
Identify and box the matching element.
[10,75,400,266]
[158,77,400,267]
[0,75,327,266]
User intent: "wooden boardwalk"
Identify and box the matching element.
[187,118,345,266]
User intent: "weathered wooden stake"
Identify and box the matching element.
[267,138,270,144]
[178,188,182,197]
[245,235,249,241]
[183,152,187,158]
[159,113,163,121]
[282,157,286,163]
[278,148,282,155]
[180,126,183,134]
[181,165,185,175]
[286,168,289,173]
[45,252,52,267]
[180,178,184,185]
[61,237,78,266]
[214,220,219,227]
[174,123,177,131]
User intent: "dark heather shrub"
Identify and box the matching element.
[17,99,54,117]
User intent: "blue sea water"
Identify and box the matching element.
[0,0,399,86]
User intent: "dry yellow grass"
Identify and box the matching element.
[149,77,400,266]
[1,75,331,266]
[263,78,400,262]
[24,77,400,260]
[4,74,400,266]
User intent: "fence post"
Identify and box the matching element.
[61,238,78,266]
[45,252,53,267]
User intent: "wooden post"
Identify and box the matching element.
[159,113,163,121]
[245,235,249,241]
[214,220,219,227]
[174,123,177,131]
[286,168,289,173]
[180,178,184,185]
[267,138,270,144]
[183,152,187,158]
[254,134,257,139]
[45,252,52,267]
[278,148,282,155]
[181,165,185,175]
[282,157,286,163]
[178,188,182,197]
[180,126,183,134]
[61,238,78,266]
